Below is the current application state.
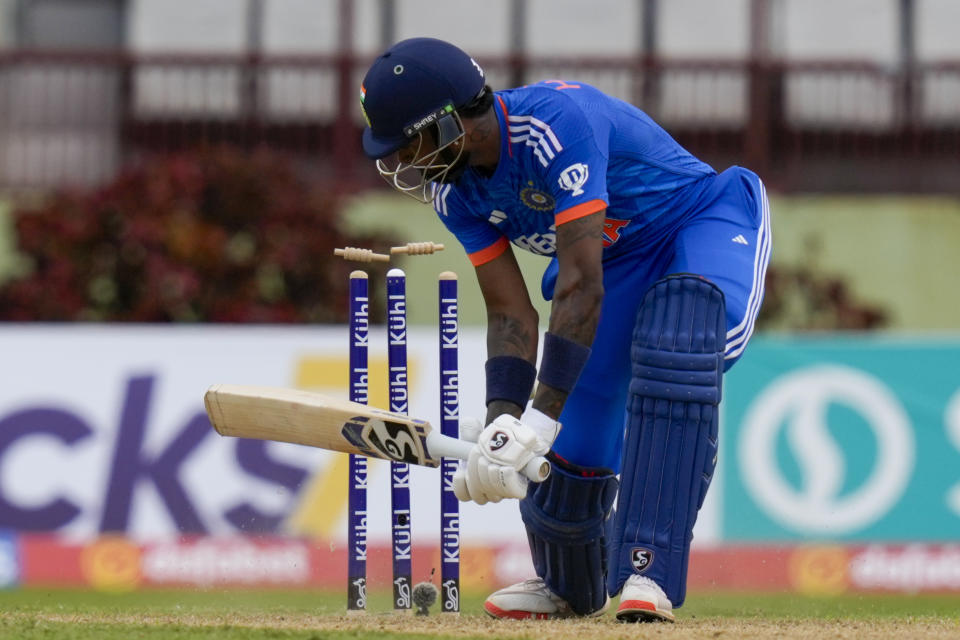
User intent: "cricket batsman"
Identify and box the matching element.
[358,38,771,622]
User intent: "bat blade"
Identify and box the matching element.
[204,383,550,481]
[205,383,443,467]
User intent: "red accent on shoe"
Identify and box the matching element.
[485,601,540,620]
[618,599,656,612]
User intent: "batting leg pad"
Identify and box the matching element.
[606,275,725,608]
[519,457,618,616]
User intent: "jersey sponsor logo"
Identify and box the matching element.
[602,218,630,247]
[630,547,654,573]
[558,163,589,196]
[520,185,555,211]
[513,227,556,255]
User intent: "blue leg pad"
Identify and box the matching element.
[606,275,725,608]
[519,456,618,615]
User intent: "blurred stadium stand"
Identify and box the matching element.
[0,0,958,194]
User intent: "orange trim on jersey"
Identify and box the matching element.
[555,199,607,226]
[496,95,512,158]
[468,236,510,266]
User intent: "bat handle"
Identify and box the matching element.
[427,431,551,483]
[522,456,551,482]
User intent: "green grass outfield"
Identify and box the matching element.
[1,588,957,639]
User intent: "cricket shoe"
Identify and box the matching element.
[616,575,675,622]
[484,578,609,620]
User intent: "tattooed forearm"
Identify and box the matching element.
[485,310,538,425]
[532,281,602,420]
[556,214,603,249]
[531,211,606,420]
[487,311,538,361]
[548,214,604,344]
[548,272,603,347]
[532,384,567,420]
[549,292,602,345]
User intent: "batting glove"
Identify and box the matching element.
[452,410,560,505]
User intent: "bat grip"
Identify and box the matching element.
[427,431,551,482]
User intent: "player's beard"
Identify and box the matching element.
[430,149,470,184]
[421,124,469,184]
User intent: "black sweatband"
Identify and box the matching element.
[537,332,591,394]
[485,356,537,408]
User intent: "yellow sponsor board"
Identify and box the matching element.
[285,355,418,540]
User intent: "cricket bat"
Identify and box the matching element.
[204,384,550,482]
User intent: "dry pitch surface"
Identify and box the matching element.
[2,589,959,640]
[4,609,960,640]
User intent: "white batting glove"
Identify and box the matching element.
[517,407,562,452]
[452,416,483,503]
[459,416,484,444]
[452,410,561,505]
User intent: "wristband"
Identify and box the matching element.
[485,356,537,408]
[537,332,591,393]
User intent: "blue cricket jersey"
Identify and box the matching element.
[432,80,718,266]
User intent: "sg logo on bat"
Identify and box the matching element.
[342,415,429,465]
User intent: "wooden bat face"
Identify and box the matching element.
[204,384,442,467]
[204,384,550,482]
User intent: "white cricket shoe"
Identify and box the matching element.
[484,578,609,620]
[616,575,675,623]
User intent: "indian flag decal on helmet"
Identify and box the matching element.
[359,85,371,127]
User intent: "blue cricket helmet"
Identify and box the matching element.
[360,38,486,159]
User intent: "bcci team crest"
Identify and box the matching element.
[631,547,654,574]
[520,185,555,211]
